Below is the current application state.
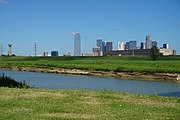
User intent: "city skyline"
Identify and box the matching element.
[0,33,177,56]
[0,0,180,55]
[0,34,177,56]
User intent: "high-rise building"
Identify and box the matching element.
[51,51,59,56]
[97,38,102,49]
[152,41,157,47]
[163,43,169,49]
[145,35,152,49]
[125,41,137,50]
[102,41,106,52]
[118,42,125,50]
[125,42,129,50]
[129,41,137,50]
[140,42,145,49]
[106,42,113,51]
[74,32,81,56]
[97,38,106,52]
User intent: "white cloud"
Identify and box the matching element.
[0,0,8,5]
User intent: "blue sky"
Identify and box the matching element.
[0,0,180,56]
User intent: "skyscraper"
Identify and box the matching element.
[106,42,113,51]
[145,35,152,49]
[163,43,169,49]
[140,42,145,49]
[74,32,81,56]
[152,41,157,47]
[118,42,125,50]
[102,41,106,52]
[97,38,106,52]
[97,38,102,51]
[125,42,129,50]
[129,41,137,50]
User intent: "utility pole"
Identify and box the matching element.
[132,49,134,56]
[34,43,37,57]
[0,44,3,56]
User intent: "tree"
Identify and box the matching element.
[150,45,160,60]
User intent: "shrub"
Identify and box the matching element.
[0,73,30,88]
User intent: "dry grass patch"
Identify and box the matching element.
[4,107,33,113]
[44,112,96,119]
[18,91,66,99]
[81,96,105,105]
[117,95,179,108]
[0,94,15,100]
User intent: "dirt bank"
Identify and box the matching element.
[0,66,180,83]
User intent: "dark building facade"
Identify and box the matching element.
[129,41,137,50]
[140,42,145,49]
[125,42,129,50]
[163,43,169,49]
[152,41,157,47]
[106,42,113,51]
[51,51,59,56]
[103,49,151,56]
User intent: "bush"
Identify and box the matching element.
[0,73,30,88]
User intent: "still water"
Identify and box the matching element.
[1,70,180,97]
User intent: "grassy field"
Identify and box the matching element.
[0,88,180,120]
[0,56,180,73]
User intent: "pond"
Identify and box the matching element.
[1,70,180,97]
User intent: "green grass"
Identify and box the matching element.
[0,88,179,120]
[0,56,180,73]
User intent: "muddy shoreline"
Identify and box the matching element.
[0,66,180,83]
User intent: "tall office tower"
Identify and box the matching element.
[74,32,81,56]
[125,42,129,50]
[102,41,106,52]
[140,42,145,49]
[152,41,158,47]
[145,35,152,49]
[97,38,103,51]
[129,41,137,50]
[97,38,106,52]
[8,44,12,56]
[118,42,125,50]
[163,43,169,49]
[106,42,113,51]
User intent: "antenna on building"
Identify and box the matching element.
[8,43,12,56]
[34,43,37,57]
